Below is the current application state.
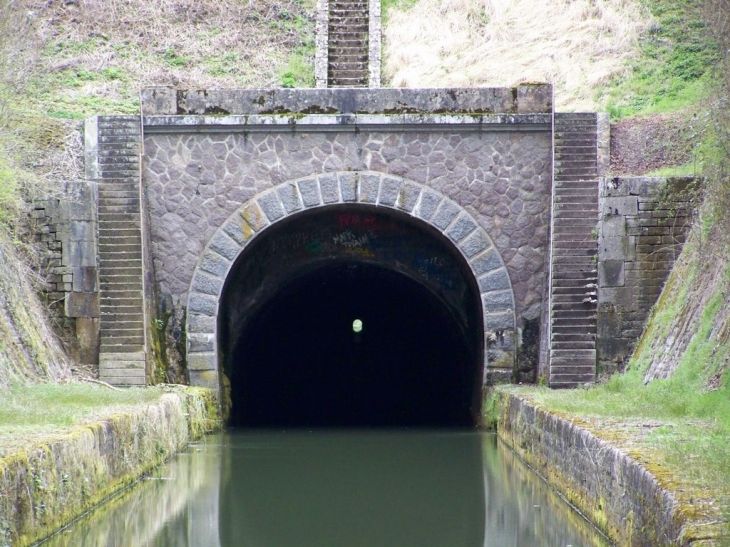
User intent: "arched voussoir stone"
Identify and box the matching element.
[185,171,517,390]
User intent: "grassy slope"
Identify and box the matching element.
[0,0,316,387]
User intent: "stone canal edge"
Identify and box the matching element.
[495,391,724,546]
[0,388,221,547]
[2,389,723,546]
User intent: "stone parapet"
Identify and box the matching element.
[140,85,553,116]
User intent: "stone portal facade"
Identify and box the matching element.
[67,84,693,393]
[139,86,553,389]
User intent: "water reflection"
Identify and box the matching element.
[43,432,610,547]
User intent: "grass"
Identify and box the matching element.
[0,383,165,457]
[503,224,730,531]
[597,0,721,119]
[644,162,699,177]
[382,0,652,110]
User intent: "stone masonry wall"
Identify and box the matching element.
[597,176,695,374]
[32,181,99,365]
[497,392,704,546]
[144,129,552,327]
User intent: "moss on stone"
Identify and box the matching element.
[0,389,221,547]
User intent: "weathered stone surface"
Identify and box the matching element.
[596,176,694,375]
[143,126,552,316]
[497,393,705,547]
[0,391,220,547]
[145,86,553,116]
[65,292,100,318]
[479,268,511,292]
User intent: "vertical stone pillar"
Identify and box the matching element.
[368,0,382,88]
[315,0,329,88]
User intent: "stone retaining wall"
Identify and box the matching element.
[496,392,705,546]
[597,176,695,374]
[0,389,220,547]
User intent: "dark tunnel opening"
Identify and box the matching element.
[220,206,484,429]
[229,263,474,427]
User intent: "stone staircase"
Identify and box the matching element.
[327,0,370,87]
[94,116,147,386]
[549,113,599,388]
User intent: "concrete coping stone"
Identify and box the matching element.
[141,86,553,117]
[142,113,552,134]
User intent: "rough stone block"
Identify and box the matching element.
[600,286,637,312]
[446,215,477,243]
[378,176,402,207]
[188,333,215,353]
[600,215,626,238]
[485,310,516,330]
[209,232,241,261]
[471,247,501,274]
[603,196,638,217]
[431,200,460,230]
[257,191,285,222]
[240,201,268,232]
[72,266,98,292]
[140,87,177,116]
[191,271,224,296]
[277,183,303,214]
[395,183,421,212]
[75,317,100,365]
[188,352,216,371]
[358,173,380,204]
[65,292,100,318]
[482,289,515,311]
[479,268,511,292]
[298,177,322,208]
[63,239,97,267]
[516,84,552,114]
[319,173,340,204]
[200,250,231,277]
[188,292,217,316]
[188,369,219,389]
[599,236,632,261]
[69,221,95,242]
[222,217,253,246]
[599,260,625,287]
[188,313,215,333]
[415,191,441,220]
[338,172,358,202]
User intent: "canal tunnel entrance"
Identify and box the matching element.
[219,206,484,428]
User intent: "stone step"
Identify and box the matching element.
[100,351,145,363]
[98,242,141,252]
[552,333,596,342]
[100,343,145,354]
[552,341,596,350]
[99,252,143,262]
[328,70,367,81]
[99,273,143,284]
[328,61,368,70]
[551,326,597,335]
[100,340,145,352]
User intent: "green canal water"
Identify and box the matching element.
[42,431,611,546]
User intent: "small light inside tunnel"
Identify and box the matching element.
[352,319,363,333]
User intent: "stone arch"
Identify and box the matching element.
[184,170,516,391]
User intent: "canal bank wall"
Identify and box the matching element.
[495,391,714,547]
[0,388,220,547]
